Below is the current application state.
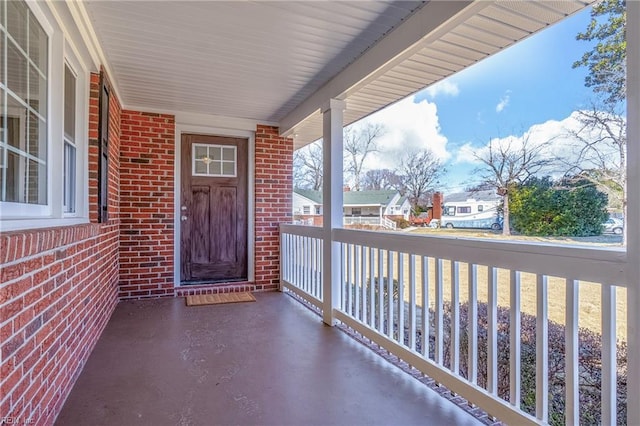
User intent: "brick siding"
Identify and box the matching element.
[118,111,175,299]
[0,81,292,425]
[254,125,293,291]
[0,71,121,425]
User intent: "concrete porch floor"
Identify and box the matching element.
[56,292,482,426]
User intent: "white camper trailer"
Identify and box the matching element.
[437,190,502,230]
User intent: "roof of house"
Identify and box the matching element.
[294,189,323,204]
[444,190,501,203]
[294,189,400,206]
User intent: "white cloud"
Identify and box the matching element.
[454,111,625,180]
[350,95,450,171]
[495,91,511,113]
[423,80,460,99]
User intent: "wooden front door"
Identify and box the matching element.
[180,134,248,283]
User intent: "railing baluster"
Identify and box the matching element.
[369,247,375,328]
[317,238,323,300]
[361,245,365,321]
[281,233,288,283]
[409,254,416,351]
[340,243,346,311]
[307,237,312,294]
[435,258,444,365]
[488,266,498,394]
[536,274,548,422]
[387,250,394,339]
[354,245,360,319]
[468,263,478,384]
[311,238,318,297]
[602,284,617,425]
[421,256,429,358]
[510,270,521,408]
[398,253,405,345]
[304,237,310,293]
[451,260,460,374]
[565,279,579,426]
[378,248,384,332]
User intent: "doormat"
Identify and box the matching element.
[185,292,256,306]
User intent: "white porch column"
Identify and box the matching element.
[322,99,346,326]
[626,1,640,424]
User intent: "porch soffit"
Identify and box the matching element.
[81,1,424,125]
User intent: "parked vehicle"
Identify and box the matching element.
[409,212,431,227]
[603,217,623,235]
[437,190,503,230]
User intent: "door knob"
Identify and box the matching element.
[181,215,188,221]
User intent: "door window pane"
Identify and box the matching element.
[192,143,237,177]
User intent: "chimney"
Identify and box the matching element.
[432,192,443,220]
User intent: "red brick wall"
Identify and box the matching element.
[254,125,293,291]
[118,111,175,299]
[0,71,121,425]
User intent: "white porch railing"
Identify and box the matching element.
[343,216,397,230]
[280,224,631,425]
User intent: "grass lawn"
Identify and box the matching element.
[379,227,627,341]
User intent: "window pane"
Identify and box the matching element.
[7,1,27,51]
[0,30,5,84]
[194,161,206,174]
[222,147,234,161]
[7,39,27,100]
[6,149,25,202]
[64,66,75,142]
[7,95,25,151]
[208,162,221,176]
[64,142,75,213]
[194,145,207,160]
[222,162,234,176]
[29,65,46,114]
[26,158,45,204]
[0,88,5,144]
[210,147,221,161]
[28,111,45,160]
[28,12,47,72]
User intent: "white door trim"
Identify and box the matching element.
[174,124,255,286]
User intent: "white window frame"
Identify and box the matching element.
[0,1,89,231]
[62,51,87,219]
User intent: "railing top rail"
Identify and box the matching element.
[332,228,627,286]
[280,223,323,239]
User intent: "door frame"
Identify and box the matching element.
[174,123,255,286]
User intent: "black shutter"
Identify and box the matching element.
[97,72,110,223]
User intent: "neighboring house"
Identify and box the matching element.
[439,190,502,229]
[344,189,410,221]
[293,189,411,228]
[293,189,323,226]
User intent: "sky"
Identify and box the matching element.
[336,5,604,193]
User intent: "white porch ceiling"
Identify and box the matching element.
[82,1,593,148]
[83,1,423,123]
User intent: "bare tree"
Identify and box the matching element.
[397,149,445,211]
[564,103,626,242]
[474,134,553,236]
[344,123,385,191]
[293,141,323,190]
[362,169,403,191]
